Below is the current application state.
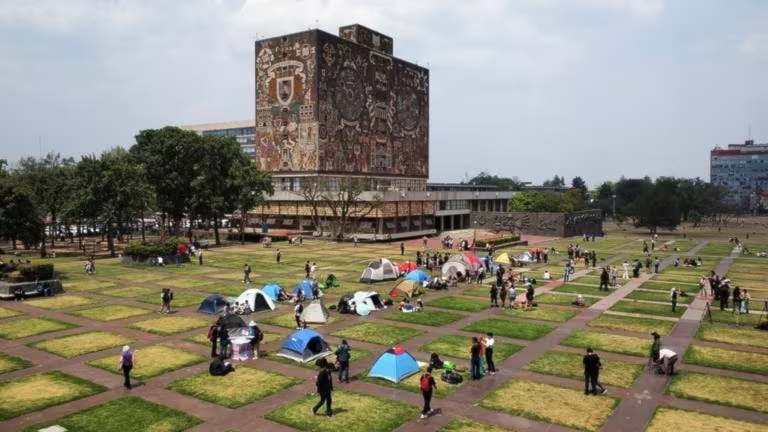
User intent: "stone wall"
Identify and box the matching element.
[470,210,602,237]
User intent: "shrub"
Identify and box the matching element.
[476,235,521,247]
[123,237,187,259]
[17,263,55,281]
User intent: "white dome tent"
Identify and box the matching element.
[360,258,400,283]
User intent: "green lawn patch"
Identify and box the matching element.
[266,390,416,432]
[0,317,76,340]
[0,352,33,374]
[463,318,554,341]
[421,335,523,361]
[22,396,202,432]
[536,293,599,307]
[426,296,489,312]
[381,310,465,326]
[88,345,206,379]
[30,331,133,359]
[668,372,768,413]
[552,283,611,297]
[708,309,761,326]
[502,307,578,323]
[438,418,510,432]
[0,371,105,420]
[647,406,768,432]
[589,313,675,335]
[480,379,618,431]
[684,345,768,375]
[25,295,98,310]
[0,306,23,319]
[639,281,700,293]
[98,286,157,298]
[609,300,685,318]
[65,279,116,291]
[168,366,301,408]
[203,284,245,297]
[260,313,341,329]
[626,290,693,304]
[128,316,209,335]
[526,351,643,388]
[696,323,768,349]
[562,330,651,357]
[331,322,423,346]
[71,304,153,321]
[114,272,170,283]
[137,291,203,308]
[159,277,216,289]
[362,366,469,398]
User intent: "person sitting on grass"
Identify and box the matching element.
[543,270,551,280]
[572,294,586,307]
[209,355,235,376]
[402,299,414,313]
[415,299,424,312]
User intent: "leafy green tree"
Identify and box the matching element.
[632,177,681,233]
[543,175,565,187]
[465,172,521,190]
[0,179,45,250]
[571,176,587,199]
[508,191,575,212]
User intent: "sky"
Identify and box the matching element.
[1,0,767,187]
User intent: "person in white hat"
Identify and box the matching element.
[248,320,262,358]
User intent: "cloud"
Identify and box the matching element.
[739,33,768,63]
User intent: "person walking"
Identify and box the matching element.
[312,362,334,416]
[304,261,311,279]
[276,249,281,264]
[207,323,219,357]
[353,235,359,248]
[198,250,203,266]
[243,263,252,284]
[599,267,609,291]
[400,242,405,256]
[119,345,134,389]
[645,256,652,274]
[670,287,678,313]
[499,283,507,308]
[653,257,660,273]
[335,339,351,383]
[489,284,498,307]
[310,262,318,279]
[419,367,437,419]
[294,300,304,329]
[470,337,482,380]
[564,261,572,283]
[583,348,606,395]
[485,333,496,375]
[622,261,629,280]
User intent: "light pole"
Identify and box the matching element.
[612,194,617,220]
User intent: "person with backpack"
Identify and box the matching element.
[207,323,219,357]
[335,339,351,383]
[419,367,437,419]
[119,345,134,389]
[312,362,334,417]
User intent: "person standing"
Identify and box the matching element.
[248,320,262,359]
[207,323,219,358]
[304,261,311,279]
[310,262,318,279]
[720,282,730,311]
[419,367,437,419]
[485,333,496,375]
[218,323,230,359]
[591,252,597,268]
[564,261,572,283]
[294,300,304,329]
[732,286,742,314]
[166,288,174,314]
[670,287,678,313]
[499,283,507,309]
[489,284,499,307]
[741,288,750,313]
[400,242,405,256]
[654,257,660,273]
[645,256,652,274]
[335,339,351,383]
[276,249,281,264]
[470,337,482,380]
[312,363,334,416]
[353,235,358,247]
[649,332,661,368]
[119,345,134,389]
[422,236,428,249]
[622,261,629,280]
[599,267,609,291]
[583,348,606,395]
[243,263,252,284]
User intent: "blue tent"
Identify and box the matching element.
[292,280,316,298]
[197,294,229,314]
[368,346,421,383]
[277,329,331,363]
[405,270,430,283]
[261,283,283,301]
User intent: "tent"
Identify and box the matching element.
[352,291,385,312]
[337,294,354,314]
[276,329,331,363]
[367,346,421,383]
[442,261,468,278]
[300,300,330,324]
[236,288,276,312]
[496,252,512,265]
[198,294,230,314]
[360,258,399,283]
[390,280,422,299]
[463,253,484,269]
[405,269,430,283]
[261,283,283,301]
[218,313,246,329]
[292,280,320,298]
[397,261,418,274]
[516,252,535,264]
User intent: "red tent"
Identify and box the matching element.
[397,261,418,274]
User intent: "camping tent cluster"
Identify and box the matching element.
[441,253,487,278]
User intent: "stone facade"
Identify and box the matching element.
[470,210,603,237]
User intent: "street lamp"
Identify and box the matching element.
[473,220,478,246]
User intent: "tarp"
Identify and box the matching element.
[390,280,422,299]
[368,346,420,383]
[516,252,535,263]
[261,283,283,301]
[198,294,229,314]
[292,280,320,298]
[236,288,276,312]
[277,329,331,363]
[360,258,399,283]
[300,300,330,324]
[405,269,430,283]
[495,252,512,265]
[397,261,418,274]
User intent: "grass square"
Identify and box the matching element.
[646,406,768,432]
[331,322,424,346]
[160,278,215,289]
[562,330,651,357]
[65,279,116,291]
[502,307,578,323]
[71,305,154,321]
[260,313,341,329]
[99,286,157,298]
[88,345,206,379]
[168,366,301,408]
[25,295,98,310]
[553,283,611,297]
[609,300,685,318]
[381,310,465,326]
[625,289,693,304]
[30,331,133,358]
[266,390,416,432]
[463,318,554,341]
[0,306,23,319]
[114,272,170,283]
[426,296,489,312]
[362,365,469,398]
[202,284,244,297]
[696,323,768,349]
[0,352,33,374]
[639,281,699,293]
[421,335,522,361]
[589,313,675,335]
[667,372,768,413]
[128,316,209,335]
[526,351,643,388]
[480,379,618,431]
[438,418,511,432]
[22,396,202,432]
[138,291,202,308]
[684,345,768,375]
[0,318,77,340]
[0,371,105,420]
[536,293,600,307]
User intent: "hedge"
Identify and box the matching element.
[476,235,521,247]
[13,264,55,282]
[123,237,187,259]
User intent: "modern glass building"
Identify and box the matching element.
[182,120,256,159]
[710,140,768,208]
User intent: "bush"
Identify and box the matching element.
[16,263,55,281]
[123,237,187,259]
[476,235,521,247]
[225,232,289,243]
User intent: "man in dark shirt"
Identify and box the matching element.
[470,337,481,380]
[599,268,609,291]
[312,363,334,416]
[583,348,606,395]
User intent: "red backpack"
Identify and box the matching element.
[420,374,431,392]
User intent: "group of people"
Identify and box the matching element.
[705,273,751,315]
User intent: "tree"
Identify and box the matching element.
[464,172,521,190]
[614,177,653,222]
[231,155,273,244]
[509,191,570,212]
[592,181,615,218]
[632,177,681,233]
[297,178,326,236]
[320,177,382,240]
[543,175,565,187]
[0,179,44,250]
[571,176,587,199]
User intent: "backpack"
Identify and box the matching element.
[207,325,217,341]
[169,291,174,301]
[420,374,431,392]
